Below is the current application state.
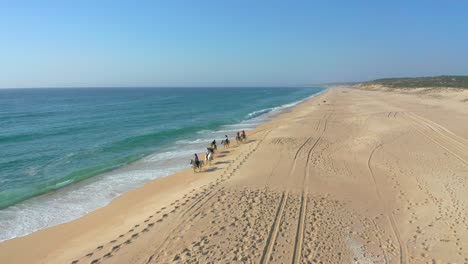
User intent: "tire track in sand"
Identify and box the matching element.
[260,191,290,264]
[292,111,333,264]
[145,130,273,263]
[401,112,468,166]
[368,143,407,264]
[408,112,468,145]
[261,111,330,264]
[260,139,314,264]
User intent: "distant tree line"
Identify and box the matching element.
[365,75,468,88]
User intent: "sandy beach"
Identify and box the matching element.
[1,86,467,263]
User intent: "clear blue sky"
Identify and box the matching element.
[1,0,468,88]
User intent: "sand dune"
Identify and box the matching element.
[1,86,467,263]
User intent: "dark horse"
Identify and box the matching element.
[190,159,204,172]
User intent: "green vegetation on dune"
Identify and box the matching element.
[365,76,468,89]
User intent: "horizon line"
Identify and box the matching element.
[0,84,337,90]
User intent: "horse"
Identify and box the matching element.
[241,131,247,142]
[190,159,204,172]
[210,142,217,151]
[235,132,242,144]
[221,138,230,148]
[205,151,213,166]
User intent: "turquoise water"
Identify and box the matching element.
[0,87,324,240]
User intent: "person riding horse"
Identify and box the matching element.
[211,140,217,151]
[236,131,241,144]
[194,153,201,168]
[190,153,204,172]
[222,135,230,148]
[205,147,214,165]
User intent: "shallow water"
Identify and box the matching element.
[0,87,324,241]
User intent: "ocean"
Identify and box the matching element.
[0,87,324,241]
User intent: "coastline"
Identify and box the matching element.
[0,89,327,261]
[0,87,325,243]
[1,86,467,263]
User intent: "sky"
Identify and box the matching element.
[1,0,468,88]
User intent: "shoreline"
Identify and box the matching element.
[0,89,329,264]
[0,88,325,243]
[1,86,467,263]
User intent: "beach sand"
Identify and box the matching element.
[1,86,467,263]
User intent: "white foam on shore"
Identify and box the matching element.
[245,90,325,120]
[0,167,185,242]
[0,89,325,242]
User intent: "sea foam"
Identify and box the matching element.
[0,87,325,242]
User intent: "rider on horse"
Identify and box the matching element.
[194,153,200,168]
[211,140,217,150]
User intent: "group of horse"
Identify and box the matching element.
[190,131,247,173]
